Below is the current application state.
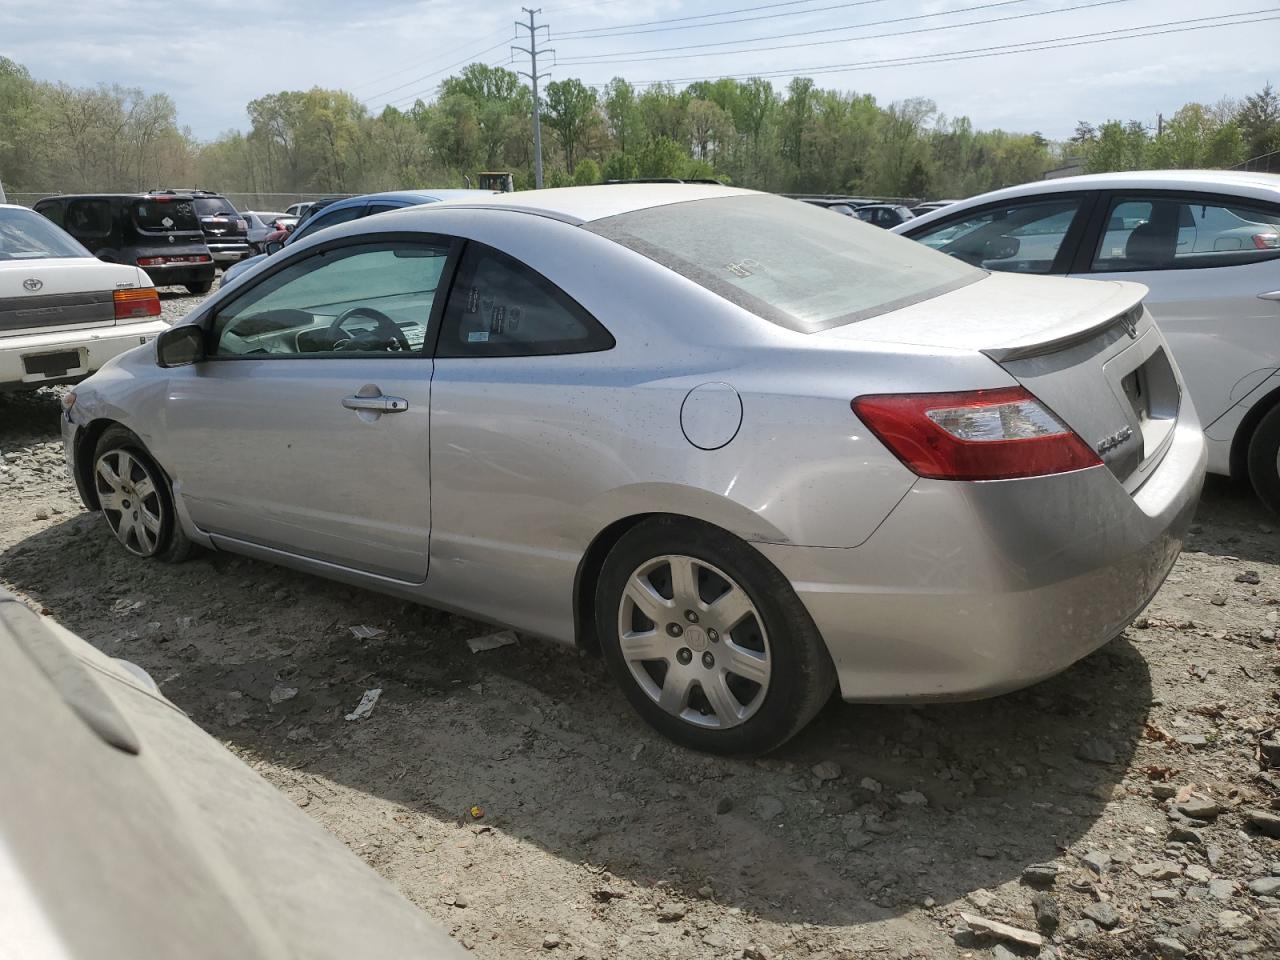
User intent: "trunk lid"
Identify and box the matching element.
[824,272,1183,490]
[0,258,147,337]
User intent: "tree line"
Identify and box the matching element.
[2,55,1277,203]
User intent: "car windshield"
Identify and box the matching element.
[194,197,238,217]
[588,194,980,332]
[133,198,201,233]
[0,207,89,260]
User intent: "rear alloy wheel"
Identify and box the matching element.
[93,426,190,562]
[597,518,835,755]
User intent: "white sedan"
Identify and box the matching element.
[893,170,1280,509]
[1,204,167,392]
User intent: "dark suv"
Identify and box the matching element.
[33,194,216,294]
[150,189,250,265]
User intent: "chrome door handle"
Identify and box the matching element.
[342,395,408,413]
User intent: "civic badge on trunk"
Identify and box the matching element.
[1096,425,1135,456]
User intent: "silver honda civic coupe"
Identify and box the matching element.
[61,185,1206,755]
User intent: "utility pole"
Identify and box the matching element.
[1157,113,1164,137]
[514,7,553,188]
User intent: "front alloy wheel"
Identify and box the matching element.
[95,448,165,557]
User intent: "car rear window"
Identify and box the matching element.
[133,199,201,233]
[588,194,980,333]
[0,207,90,260]
[194,197,238,217]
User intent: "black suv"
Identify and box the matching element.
[33,194,216,294]
[150,189,250,265]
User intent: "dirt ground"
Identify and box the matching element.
[2,292,1279,958]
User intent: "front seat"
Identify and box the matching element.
[1124,205,1179,268]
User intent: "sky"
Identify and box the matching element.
[1,0,1277,142]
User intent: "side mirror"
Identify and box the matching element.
[984,235,1020,260]
[156,324,205,368]
[265,239,284,254]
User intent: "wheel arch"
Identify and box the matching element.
[73,417,124,510]
[1229,381,1280,485]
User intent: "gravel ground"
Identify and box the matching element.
[2,308,1279,958]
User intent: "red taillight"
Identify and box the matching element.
[113,287,161,320]
[1253,233,1279,250]
[852,387,1102,481]
[137,254,211,266]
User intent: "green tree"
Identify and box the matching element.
[543,78,598,172]
[572,157,601,185]
[1237,83,1280,159]
[601,152,639,181]
[636,136,685,178]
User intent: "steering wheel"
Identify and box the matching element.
[327,306,410,352]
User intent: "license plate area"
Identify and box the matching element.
[1120,346,1178,460]
[23,349,83,379]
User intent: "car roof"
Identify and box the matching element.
[901,169,1280,231]
[318,189,497,214]
[422,183,756,225]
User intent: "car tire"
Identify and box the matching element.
[185,281,212,295]
[92,426,191,563]
[1247,404,1280,515]
[595,516,835,756]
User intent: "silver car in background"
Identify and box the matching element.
[61,185,1205,754]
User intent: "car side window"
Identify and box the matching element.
[294,204,364,242]
[436,242,614,359]
[65,199,113,240]
[209,241,450,358]
[364,202,402,216]
[35,201,64,227]
[1091,194,1280,272]
[911,197,1083,274]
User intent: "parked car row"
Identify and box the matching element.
[799,196,954,227]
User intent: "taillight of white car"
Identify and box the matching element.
[852,386,1102,481]
[113,288,161,321]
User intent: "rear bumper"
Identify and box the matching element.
[758,414,1206,701]
[204,242,250,263]
[0,321,168,391]
[141,263,216,287]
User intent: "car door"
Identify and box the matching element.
[426,240,616,634]
[1068,190,1280,426]
[164,235,457,582]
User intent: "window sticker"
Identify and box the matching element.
[467,331,490,342]
[466,286,480,313]
[490,303,506,334]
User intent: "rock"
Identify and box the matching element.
[811,761,841,782]
[742,947,773,960]
[269,684,298,704]
[844,830,873,850]
[657,906,686,922]
[1176,734,1208,748]
[754,796,784,820]
[991,947,1018,960]
[1207,844,1224,868]
[34,506,49,520]
[967,889,997,910]
[1023,863,1060,887]
[859,776,882,793]
[1185,865,1212,883]
[1082,902,1120,930]
[1208,879,1235,900]
[701,933,728,949]
[1232,941,1263,956]
[1081,850,1111,876]
[542,935,561,949]
[1152,784,1179,799]
[1245,808,1280,838]
[1031,893,1060,934]
[452,893,469,908]
[1174,797,1221,820]
[1151,888,1181,903]
[1169,825,1203,845]
[1217,910,1249,931]
[1236,570,1262,584]
[716,797,734,815]
[1247,876,1280,897]
[697,885,714,899]
[1133,860,1182,880]
[896,790,928,807]
[1211,593,1227,606]
[1063,919,1099,941]
[959,912,1043,949]
[1152,937,1189,960]
[1076,738,1117,765]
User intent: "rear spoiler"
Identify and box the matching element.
[981,282,1147,364]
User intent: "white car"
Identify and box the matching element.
[0,204,167,392]
[894,171,1280,509]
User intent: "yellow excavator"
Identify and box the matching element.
[475,172,515,192]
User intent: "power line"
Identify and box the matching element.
[552,0,843,36]
[552,0,891,39]
[610,10,1279,87]
[350,24,513,93]
[363,36,515,106]
[559,0,1128,65]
